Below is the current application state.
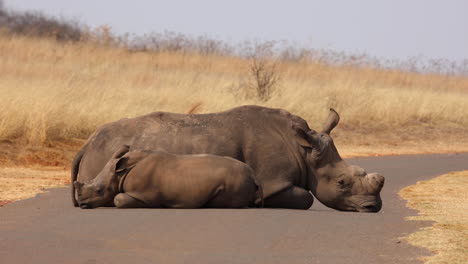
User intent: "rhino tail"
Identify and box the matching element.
[71,146,86,207]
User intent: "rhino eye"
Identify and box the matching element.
[95,188,103,195]
[338,180,345,185]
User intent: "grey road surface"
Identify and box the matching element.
[1,153,467,264]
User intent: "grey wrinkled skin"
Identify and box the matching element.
[75,146,262,209]
[72,105,385,212]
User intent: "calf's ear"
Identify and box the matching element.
[112,145,130,159]
[115,157,129,173]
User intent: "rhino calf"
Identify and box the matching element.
[74,146,263,209]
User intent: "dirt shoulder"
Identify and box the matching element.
[0,167,69,206]
[0,140,77,206]
[399,171,468,264]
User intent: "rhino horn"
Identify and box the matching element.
[321,108,340,135]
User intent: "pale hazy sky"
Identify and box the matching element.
[5,0,468,62]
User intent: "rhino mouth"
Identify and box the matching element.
[357,202,382,213]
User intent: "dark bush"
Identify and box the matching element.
[0,6,84,42]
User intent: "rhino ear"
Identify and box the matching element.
[293,125,314,148]
[115,157,129,173]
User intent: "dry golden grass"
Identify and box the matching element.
[399,171,468,264]
[0,32,467,157]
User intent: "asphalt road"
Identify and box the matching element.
[1,153,467,264]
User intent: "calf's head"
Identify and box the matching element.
[295,109,385,212]
[74,145,130,209]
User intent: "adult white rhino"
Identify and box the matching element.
[72,105,384,212]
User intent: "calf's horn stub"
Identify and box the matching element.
[321,108,340,135]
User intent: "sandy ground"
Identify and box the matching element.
[399,171,468,264]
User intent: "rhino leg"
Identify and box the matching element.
[114,193,150,208]
[264,186,314,210]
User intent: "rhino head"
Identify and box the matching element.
[74,145,131,209]
[295,109,385,212]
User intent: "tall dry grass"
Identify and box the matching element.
[0,32,467,147]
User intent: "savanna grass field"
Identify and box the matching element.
[1,31,467,167]
[0,8,467,263]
